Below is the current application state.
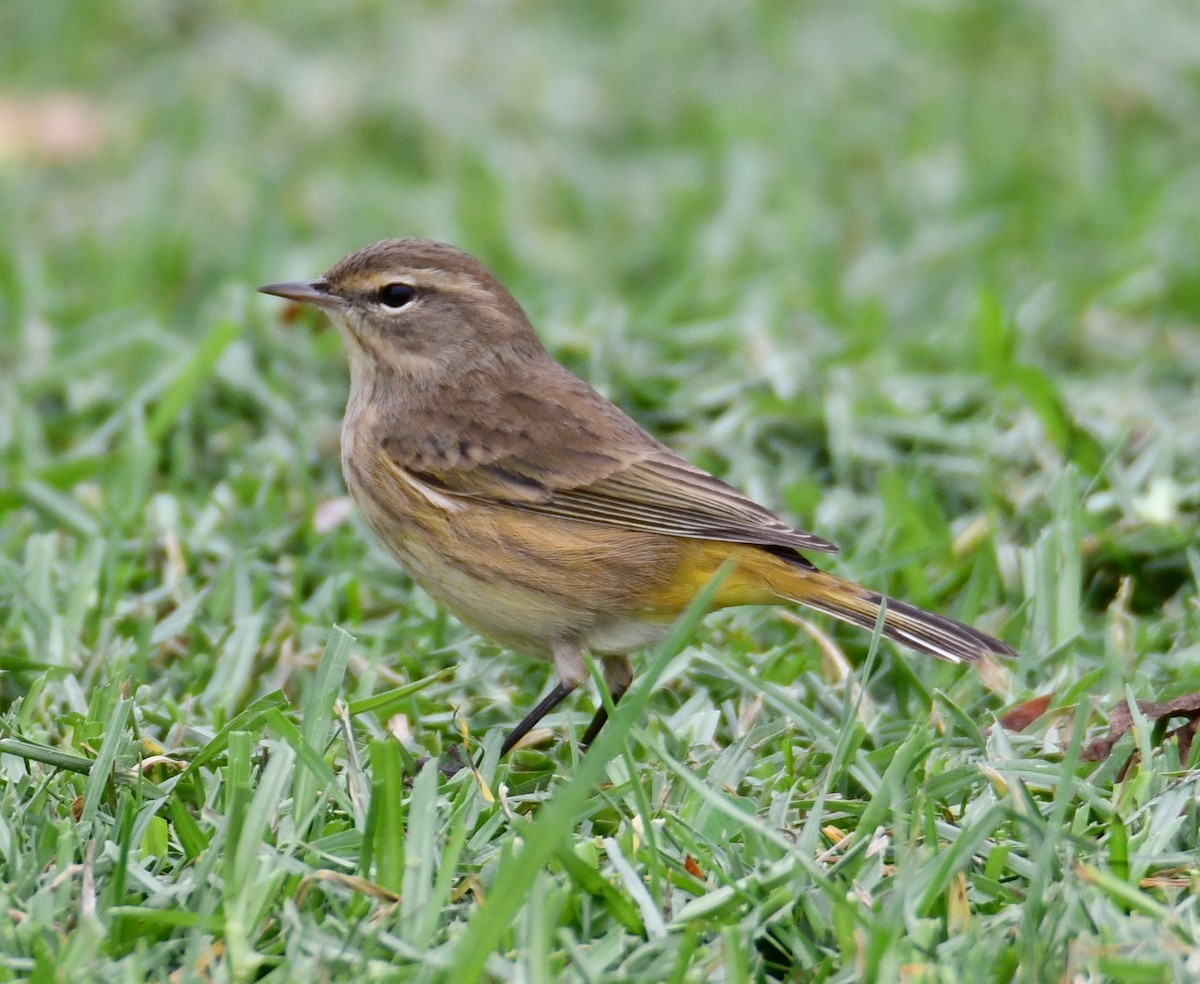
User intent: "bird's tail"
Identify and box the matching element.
[765,566,1016,664]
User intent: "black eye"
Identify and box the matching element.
[377,283,416,308]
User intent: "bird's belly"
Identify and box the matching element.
[345,461,681,658]
[381,532,673,659]
[383,531,589,657]
[581,618,672,656]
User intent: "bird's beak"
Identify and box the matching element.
[257,279,342,310]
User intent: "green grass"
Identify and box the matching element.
[3,0,1200,980]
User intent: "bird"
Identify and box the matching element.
[259,239,1016,754]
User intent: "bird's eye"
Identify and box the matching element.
[377,283,416,308]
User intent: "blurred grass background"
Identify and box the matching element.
[2,0,1200,980]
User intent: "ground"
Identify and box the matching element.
[2,1,1199,981]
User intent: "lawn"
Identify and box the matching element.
[2,1,1200,980]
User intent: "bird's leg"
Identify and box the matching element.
[500,640,587,756]
[580,655,633,750]
[500,682,574,755]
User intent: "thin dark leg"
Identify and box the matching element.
[501,681,575,756]
[579,682,629,750]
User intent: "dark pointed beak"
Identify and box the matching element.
[257,279,342,309]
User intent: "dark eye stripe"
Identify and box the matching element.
[378,283,416,308]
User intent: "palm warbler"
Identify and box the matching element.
[260,239,1016,754]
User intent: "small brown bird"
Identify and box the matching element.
[260,240,1015,754]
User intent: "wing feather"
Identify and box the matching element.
[378,370,837,557]
[389,441,837,557]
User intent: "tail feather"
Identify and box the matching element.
[771,570,1016,664]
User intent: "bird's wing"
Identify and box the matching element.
[511,452,837,554]
[378,383,837,556]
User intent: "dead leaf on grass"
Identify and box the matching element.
[1081,693,1200,763]
[999,693,1054,732]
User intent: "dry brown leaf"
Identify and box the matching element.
[311,868,402,902]
[999,693,1053,732]
[1082,693,1200,763]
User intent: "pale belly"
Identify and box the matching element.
[345,450,676,661]
[370,519,673,659]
